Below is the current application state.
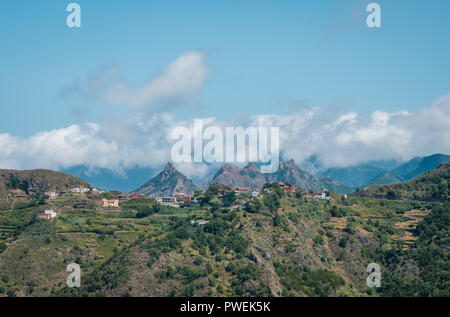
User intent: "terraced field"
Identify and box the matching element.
[393,209,430,249]
[0,225,15,240]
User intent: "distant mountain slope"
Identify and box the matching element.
[63,165,156,193]
[209,160,352,193]
[404,154,450,180]
[368,154,450,186]
[318,165,387,188]
[319,176,354,193]
[355,163,450,202]
[0,169,90,200]
[269,160,324,191]
[391,156,423,176]
[368,171,405,186]
[134,162,201,197]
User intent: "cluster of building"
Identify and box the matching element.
[117,192,146,201]
[278,182,296,192]
[70,187,91,193]
[101,199,120,208]
[70,187,106,194]
[235,187,249,194]
[100,192,148,208]
[308,191,332,201]
[214,186,260,197]
[42,188,106,202]
[156,193,198,207]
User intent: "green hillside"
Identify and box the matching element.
[0,174,448,297]
[368,172,405,186]
[329,154,450,189]
[405,154,450,180]
[356,163,450,202]
[0,169,90,199]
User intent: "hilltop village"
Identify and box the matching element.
[34,182,333,221]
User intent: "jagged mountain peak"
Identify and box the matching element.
[134,162,200,197]
[222,164,239,172]
[280,159,297,169]
[209,160,351,193]
[241,163,259,173]
[163,162,176,172]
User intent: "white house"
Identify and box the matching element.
[45,210,57,218]
[314,193,331,200]
[191,220,209,225]
[71,187,90,193]
[45,191,58,199]
[102,199,119,207]
[38,209,57,220]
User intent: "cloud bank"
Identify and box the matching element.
[1,51,449,177]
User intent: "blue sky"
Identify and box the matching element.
[1,0,449,137]
[0,0,449,174]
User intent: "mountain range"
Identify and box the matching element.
[62,165,156,193]
[366,154,450,186]
[318,153,450,188]
[61,153,450,196]
[355,162,450,202]
[134,159,354,197]
[209,159,352,194]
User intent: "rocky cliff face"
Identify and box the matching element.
[134,162,201,197]
[209,163,268,189]
[209,159,338,192]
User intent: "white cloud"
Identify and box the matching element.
[270,96,450,168]
[1,94,449,175]
[1,50,449,177]
[67,51,210,112]
[2,93,450,174]
[61,51,209,118]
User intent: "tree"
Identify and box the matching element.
[7,174,29,192]
[32,192,48,205]
[263,194,280,212]
[153,202,161,214]
[200,191,214,206]
[244,199,261,213]
[387,189,397,199]
[273,214,282,227]
[136,205,153,218]
[223,191,236,207]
